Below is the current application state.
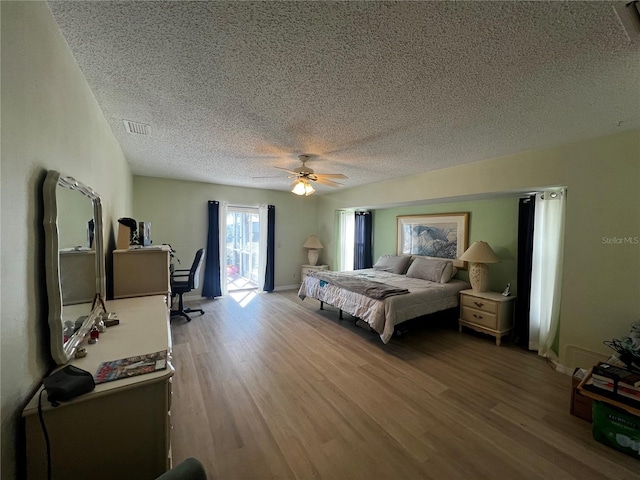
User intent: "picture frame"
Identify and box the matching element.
[396,213,469,268]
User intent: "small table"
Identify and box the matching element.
[578,370,640,417]
[301,264,329,283]
[458,289,516,346]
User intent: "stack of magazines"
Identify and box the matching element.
[584,362,640,408]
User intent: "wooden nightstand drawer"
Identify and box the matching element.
[461,295,498,314]
[461,306,497,329]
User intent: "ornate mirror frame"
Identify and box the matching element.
[43,170,106,364]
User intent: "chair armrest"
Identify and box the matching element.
[155,457,206,480]
[171,274,191,281]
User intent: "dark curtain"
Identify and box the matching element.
[263,205,275,292]
[514,195,536,347]
[354,211,373,270]
[202,200,222,298]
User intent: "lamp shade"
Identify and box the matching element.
[303,235,323,249]
[459,241,500,264]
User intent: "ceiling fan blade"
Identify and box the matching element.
[275,166,300,175]
[312,177,343,188]
[252,175,286,179]
[315,173,348,179]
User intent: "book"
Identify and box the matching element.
[583,378,640,409]
[591,372,640,393]
[589,377,640,401]
[592,362,640,388]
[94,350,168,384]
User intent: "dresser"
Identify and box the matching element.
[113,246,170,299]
[458,289,516,346]
[23,296,174,480]
[301,264,329,282]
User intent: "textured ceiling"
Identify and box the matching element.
[49,1,640,194]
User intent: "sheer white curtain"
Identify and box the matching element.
[257,204,268,290]
[219,201,229,296]
[529,189,566,358]
[337,210,355,271]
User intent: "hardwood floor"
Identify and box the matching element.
[170,291,639,479]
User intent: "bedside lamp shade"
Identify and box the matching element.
[303,235,323,266]
[459,241,500,292]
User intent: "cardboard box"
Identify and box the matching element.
[117,224,131,250]
[571,368,593,422]
[592,401,640,458]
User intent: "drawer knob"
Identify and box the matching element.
[474,301,484,308]
[473,314,483,319]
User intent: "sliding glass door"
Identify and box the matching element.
[226,208,260,291]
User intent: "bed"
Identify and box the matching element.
[298,255,470,343]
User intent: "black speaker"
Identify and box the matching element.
[43,365,95,404]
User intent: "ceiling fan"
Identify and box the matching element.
[276,155,348,196]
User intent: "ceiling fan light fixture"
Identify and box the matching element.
[304,182,315,196]
[291,179,315,196]
[292,179,307,195]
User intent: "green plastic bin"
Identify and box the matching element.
[592,401,640,458]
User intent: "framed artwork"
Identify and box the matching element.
[396,213,469,268]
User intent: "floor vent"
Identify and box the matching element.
[123,120,150,135]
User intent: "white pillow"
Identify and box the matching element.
[406,257,456,283]
[372,255,412,274]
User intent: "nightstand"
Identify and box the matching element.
[301,264,329,282]
[458,289,516,346]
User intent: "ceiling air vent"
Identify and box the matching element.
[123,120,150,135]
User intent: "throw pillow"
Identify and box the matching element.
[372,255,412,274]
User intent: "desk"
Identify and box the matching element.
[23,296,174,480]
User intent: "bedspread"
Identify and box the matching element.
[298,269,469,343]
[308,270,409,299]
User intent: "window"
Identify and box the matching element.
[226,207,260,290]
[337,210,355,271]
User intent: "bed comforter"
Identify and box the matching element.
[298,269,470,343]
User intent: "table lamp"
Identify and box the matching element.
[459,241,500,292]
[303,235,323,266]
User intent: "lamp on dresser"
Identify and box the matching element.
[303,235,323,266]
[459,241,500,292]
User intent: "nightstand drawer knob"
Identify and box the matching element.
[473,314,483,319]
[474,301,484,308]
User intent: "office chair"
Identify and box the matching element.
[170,248,205,322]
[155,457,207,480]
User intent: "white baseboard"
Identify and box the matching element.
[274,284,299,291]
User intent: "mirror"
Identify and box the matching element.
[43,170,106,364]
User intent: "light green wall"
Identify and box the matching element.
[1,5,638,478]
[319,130,640,369]
[1,3,132,478]
[132,176,321,290]
[372,197,519,294]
